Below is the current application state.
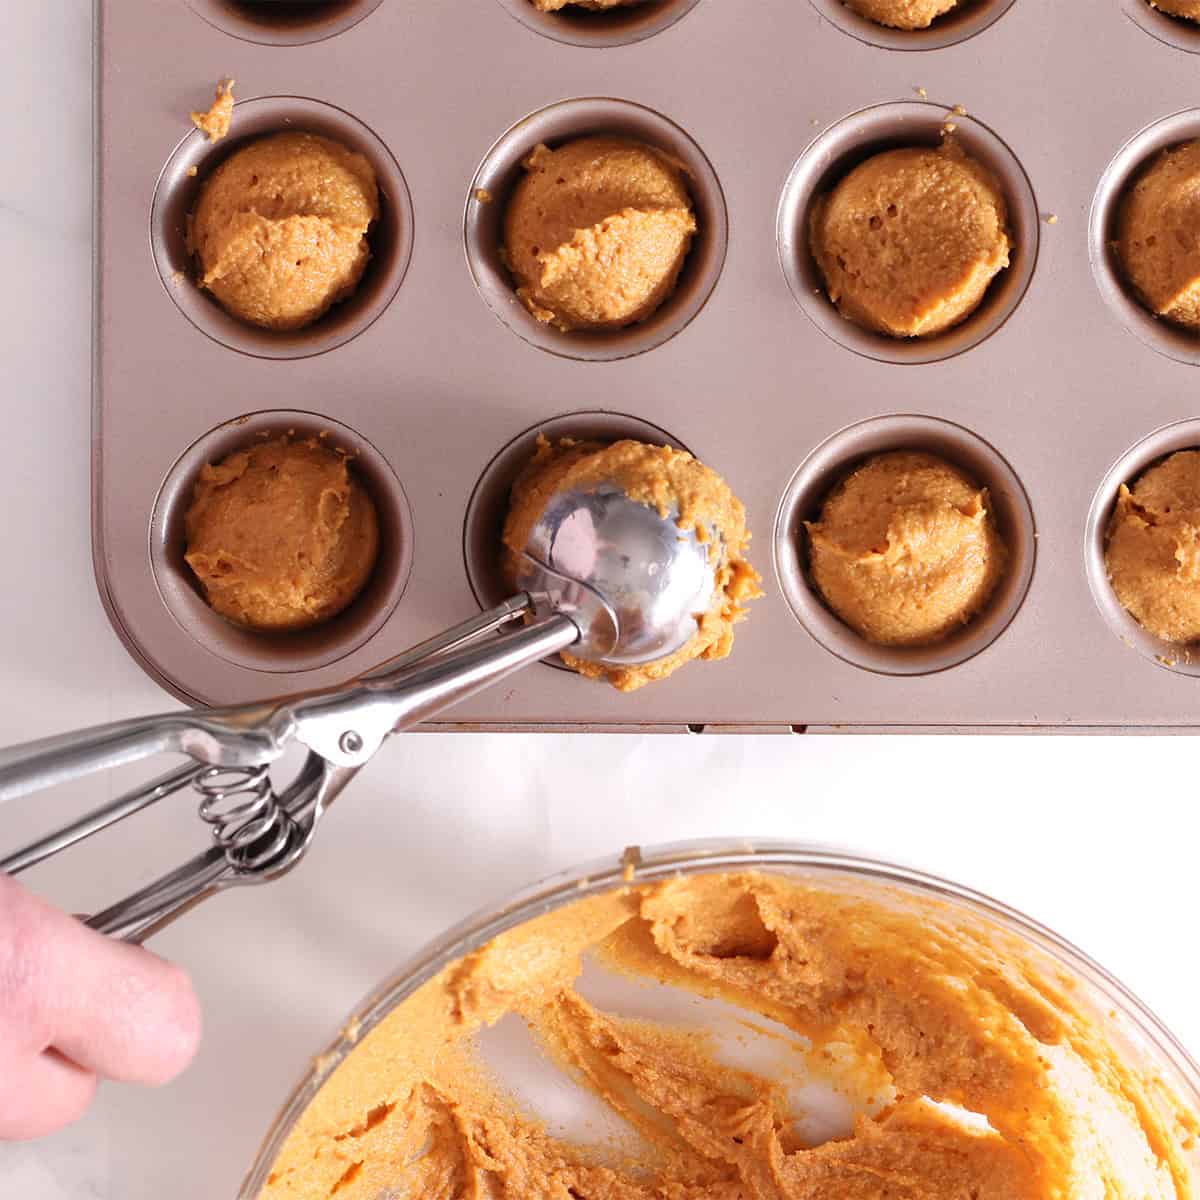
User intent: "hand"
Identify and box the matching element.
[0,873,201,1140]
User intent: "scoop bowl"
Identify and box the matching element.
[515,483,719,666]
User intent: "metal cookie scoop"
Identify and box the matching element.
[0,485,719,942]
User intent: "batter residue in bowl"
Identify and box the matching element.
[258,872,1198,1200]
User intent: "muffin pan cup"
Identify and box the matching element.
[150,95,414,360]
[1085,418,1200,678]
[774,415,1036,677]
[777,100,1039,366]
[491,0,705,48]
[464,97,727,362]
[1121,0,1200,54]
[95,0,1200,729]
[806,0,1019,53]
[184,0,387,47]
[1089,108,1200,368]
[462,410,691,673]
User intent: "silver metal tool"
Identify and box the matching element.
[0,486,718,943]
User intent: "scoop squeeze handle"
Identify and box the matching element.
[0,706,286,804]
[291,611,581,767]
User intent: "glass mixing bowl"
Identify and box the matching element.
[238,839,1200,1198]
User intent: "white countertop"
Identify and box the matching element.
[2,5,1197,1196]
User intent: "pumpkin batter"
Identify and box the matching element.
[188,131,378,332]
[1148,0,1200,19]
[502,137,697,332]
[844,0,959,29]
[184,434,379,632]
[809,141,1011,339]
[806,450,1007,646]
[534,0,647,9]
[1106,450,1200,643]
[1117,140,1200,333]
[257,871,1198,1200]
[503,437,762,691]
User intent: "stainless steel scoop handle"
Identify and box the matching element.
[0,477,714,941]
[0,598,577,806]
[290,612,579,768]
[0,597,582,942]
[1,474,715,940]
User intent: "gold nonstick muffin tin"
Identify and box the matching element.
[94,0,1200,731]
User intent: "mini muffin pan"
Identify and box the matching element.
[93,0,1200,730]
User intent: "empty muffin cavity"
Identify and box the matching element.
[465,98,727,362]
[1085,418,1200,676]
[491,0,703,47]
[462,412,691,673]
[777,100,1038,365]
[151,410,414,674]
[1090,109,1200,366]
[774,414,1035,675]
[184,0,385,46]
[806,0,1017,50]
[151,95,412,359]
